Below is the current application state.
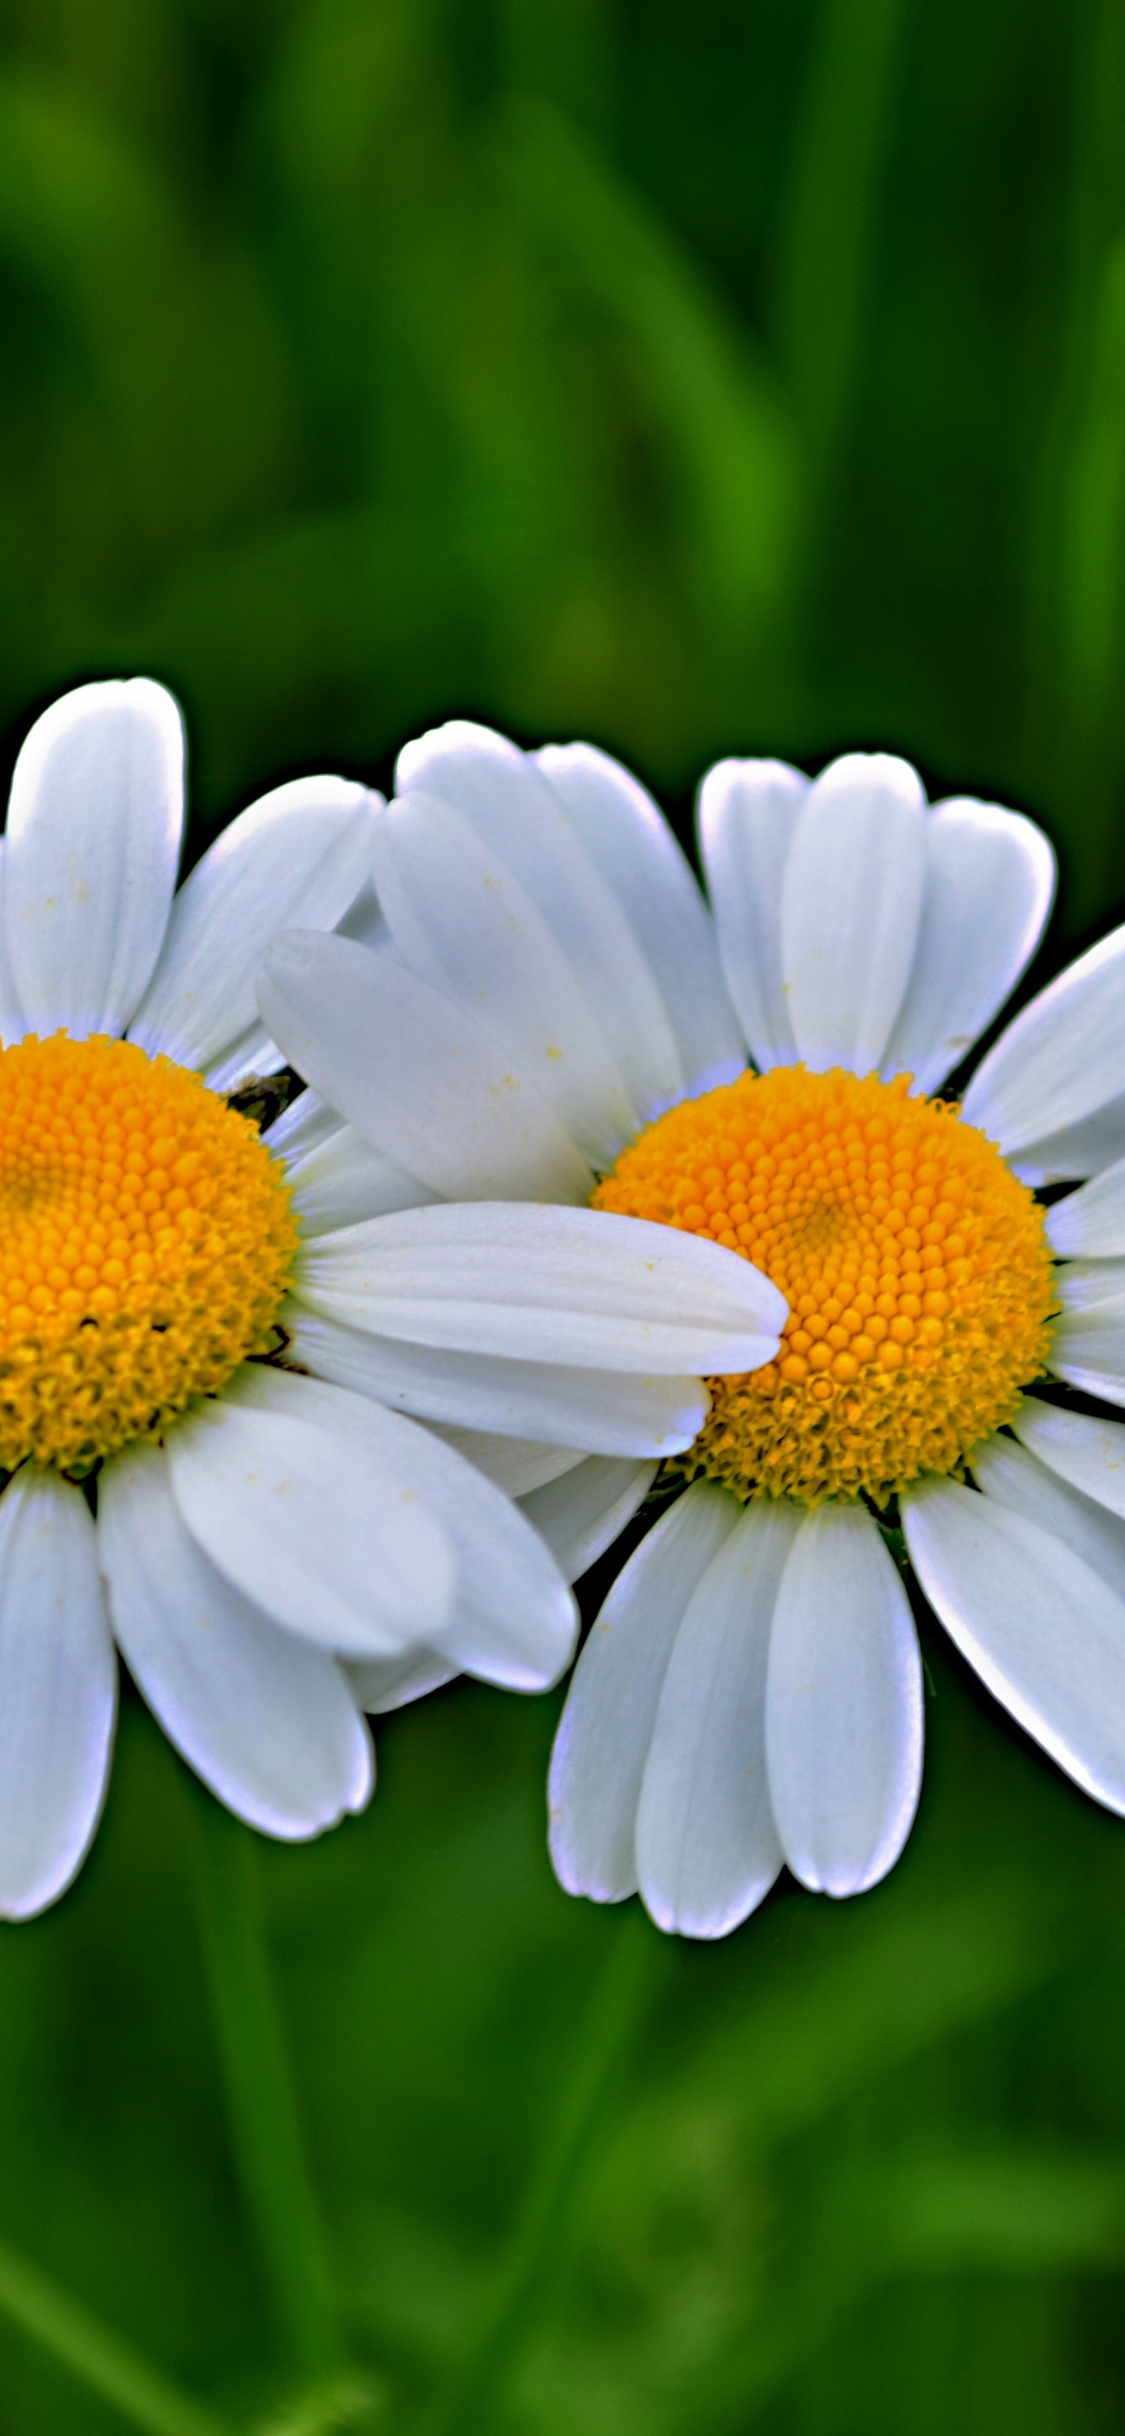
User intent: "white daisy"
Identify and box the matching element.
[258,719,1125,1938]
[0,680,688,1919]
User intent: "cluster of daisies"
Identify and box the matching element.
[3,676,1125,1937]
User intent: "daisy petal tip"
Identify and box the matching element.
[697,751,809,822]
[259,926,338,984]
[6,675,188,1039]
[118,674,186,741]
[547,1836,637,1907]
[653,1412,710,1459]
[268,1707,376,1840]
[395,718,520,797]
[531,1581,582,1684]
[345,1738,376,1819]
[815,748,926,813]
[202,1732,374,1845]
[0,1838,95,1922]
[24,671,182,745]
[11,676,185,834]
[814,1832,912,1901]
[0,1811,109,1923]
[487,1633,577,1697]
[640,1884,771,1941]
[545,1809,593,1899]
[711,1330,786,1380]
[167,1380,457,1658]
[783,1777,919,1900]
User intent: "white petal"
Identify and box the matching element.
[548,1481,740,1901]
[1003,1091,1125,1187]
[203,1026,287,1095]
[263,1086,339,1162]
[781,753,927,1075]
[129,776,374,1071]
[0,1467,116,1919]
[1049,1264,1125,1350]
[696,756,805,1069]
[4,678,183,1039]
[396,721,693,1125]
[1046,1288,1125,1403]
[345,1651,458,1714]
[1048,1155,1125,1257]
[880,798,1056,1093]
[368,1434,578,1695]
[1011,1397,1125,1519]
[972,1430,1125,1604]
[285,1126,437,1237]
[1047,1332,1125,1407]
[0,845,27,1044]
[1047,1294,1125,1402]
[258,933,593,1203]
[765,1504,923,1896]
[295,1200,785,1373]
[1052,1257,1125,1312]
[903,1476,1125,1812]
[427,1428,585,1497]
[190,1365,576,1694]
[283,1304,707,1456]
[166,1369,455,1657]
[635,1499,794,1938]
[371,789,640,1161]
[536,742,743,1095]
[99,1442,372,1839]
[519,1457,657,1584]
[962,923,1125,1157]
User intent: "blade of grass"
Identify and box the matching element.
[779,0,908,498]
[188,1789,343,2385]
[1028,0,1125,920]
[501,92,796,625]
[1060,234,1125,718]
[419,1903,664,2436]
[253,2368,386,2435]
[0,2230,232,2436]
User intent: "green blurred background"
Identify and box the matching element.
[2,0,1125,2430]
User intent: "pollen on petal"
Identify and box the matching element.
[0,1033,297,1470]
[593,1066,1057,1506]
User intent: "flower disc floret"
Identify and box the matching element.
[594,1066,1057,1506]
[0,1033,297,1471]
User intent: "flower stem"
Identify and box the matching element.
[420,1904,663,2436]
[0,2229,231,2436]
[188,1790,343,2384]
[778,0,907,514]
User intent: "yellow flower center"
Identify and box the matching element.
[593,1066,1057,1507]
[0,1034,298,1472]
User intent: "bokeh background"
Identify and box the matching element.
[1,1,1125,2430]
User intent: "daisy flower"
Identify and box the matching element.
[259,720,1125,1938]
[0,680,626,1921]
